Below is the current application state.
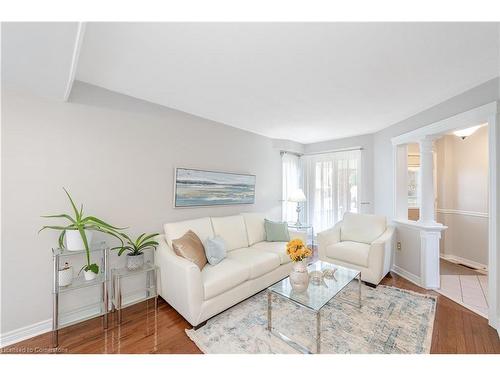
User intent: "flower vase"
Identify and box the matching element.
[290,260,309,292]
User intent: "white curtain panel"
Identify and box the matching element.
[304,150,361,232]
[281,152,301,222]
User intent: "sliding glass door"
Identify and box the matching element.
[305,150,361,232]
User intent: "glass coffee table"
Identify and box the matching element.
[267,260,361,354]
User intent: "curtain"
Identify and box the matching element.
[305,150,361,232]
[281,152,301,223]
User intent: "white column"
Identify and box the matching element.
[418,137,436,224]
[394,144,408,220]
[420,229,442,289]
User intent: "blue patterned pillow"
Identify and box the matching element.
[203,236,227,265]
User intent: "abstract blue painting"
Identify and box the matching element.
[174,168,256,207]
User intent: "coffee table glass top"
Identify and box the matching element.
[268,260,360,311]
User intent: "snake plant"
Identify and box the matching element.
[117,232,159,256]
[39,188,125,274]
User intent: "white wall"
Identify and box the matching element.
[303,133,374,214]
[1,81,283,336]
[435,127,489,267]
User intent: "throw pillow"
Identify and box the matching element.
[264,219,290,242]
[171,230,207,270]
[203,236,227,265]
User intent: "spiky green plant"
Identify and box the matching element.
[39,188,125,274]
[117,232,159,256]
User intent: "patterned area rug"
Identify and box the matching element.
[186,283,436,354]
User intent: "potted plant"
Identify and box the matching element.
[117,232,159,270]
[40,188,125,281]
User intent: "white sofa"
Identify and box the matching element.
[317,212,395,285]
[154,213,306,327]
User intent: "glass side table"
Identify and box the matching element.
[287,223,315,248]
[52,241,109,348]
[111,262,159,324]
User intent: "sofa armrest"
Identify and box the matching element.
[368,226,395,278]
[154,235,204,326]
[317,221,342,260]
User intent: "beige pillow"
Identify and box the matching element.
[171,230,207,270]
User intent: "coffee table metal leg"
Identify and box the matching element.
[358,273,362,308]
[267,290,272,331]
[316,311,321,353]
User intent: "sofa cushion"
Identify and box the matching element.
[164,217,214,248]
[211,215,249,251]
[340,212,386,244]
[241,212,267,245]
[227,247,281,279]
[326,241,370,268]
[201,258,249,300]
[251,241,291,264]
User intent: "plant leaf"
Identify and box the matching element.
[88,263,99,274]
[58,230,66,248]
[135,233,146,246]
[41,214,76,224]
[38,225,72,234]
[82,216,127,230]
[138,233,159,245]
[63,188,81,221]
[77,225,91,266]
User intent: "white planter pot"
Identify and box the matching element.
[58,266,73,287]
[127,253,145,270]
[83,269,97,281]
[289,260,309,292]
[65,230,93,251]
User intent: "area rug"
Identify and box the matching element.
[186,283,436,354]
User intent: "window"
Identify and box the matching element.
[281,152,301,223]
[305,150,361,232]
[407,167,420,208]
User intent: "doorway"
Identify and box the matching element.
[434,125,489,317]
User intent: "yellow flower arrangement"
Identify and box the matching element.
[286,238,312,262]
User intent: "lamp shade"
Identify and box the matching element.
[288,189,306,202]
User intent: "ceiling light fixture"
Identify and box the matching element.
[453,124,484,140]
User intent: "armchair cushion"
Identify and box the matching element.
[340,212,387,244]
[326,240,370,267]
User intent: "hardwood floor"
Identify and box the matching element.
[2,272,499,354]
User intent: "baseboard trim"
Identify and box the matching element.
[0,319,52,348]
[391,265,422,287]
[440,254,488,274]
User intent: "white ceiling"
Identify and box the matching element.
[1,22,80,100]
[2,23,499,143]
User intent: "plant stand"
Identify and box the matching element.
[52,242,110,348]
[111,262,159,324]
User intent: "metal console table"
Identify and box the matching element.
[52,242,109,347]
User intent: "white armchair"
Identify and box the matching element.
[317,212,394,285]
